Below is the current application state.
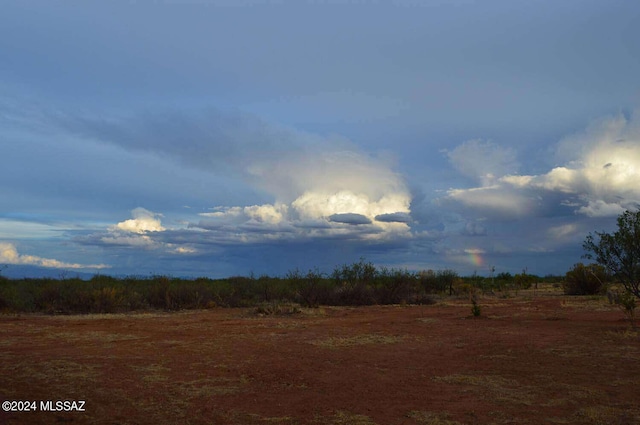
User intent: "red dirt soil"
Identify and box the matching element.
[1,292,639,424]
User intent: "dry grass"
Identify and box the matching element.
[416,317,439,324]
[605,328,639,340]
[175,377,248,397]
[407,411,463,425]
[310,333,405,349]
[543,346,589,359]
[559,297,614,311]
[250,320,309,330]
[0,358,101,400]
[20,359,99,382]
[479,354,517,360]
[432,374,536,405]
[130,363,171,383]
[574,405,640,425]
[220,412,299,424]
[47,330,142,343]
[539,382,604,408]
[314,411,378,425]
[46,312,172,320]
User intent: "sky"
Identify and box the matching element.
[1,0,640,278]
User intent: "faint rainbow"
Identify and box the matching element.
[464,249,484,267]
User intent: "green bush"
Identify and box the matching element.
[563,263,608,295]
[374,267,417,304]
[514,273,536,290]
[418,269,458,294]
[471,299,481,317]
[290,268,328,308]
[0,259,522,314]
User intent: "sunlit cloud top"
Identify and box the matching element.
[0,242,109,270]
[446,112,640,219]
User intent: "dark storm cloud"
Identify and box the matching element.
[374,212,412,223]
[328,213,372,225]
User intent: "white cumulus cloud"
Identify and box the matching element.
[113,207,165,234]
[445,111,640,218]
[79,208,197,255]
[68,108,414,244]
[0,242,109,269]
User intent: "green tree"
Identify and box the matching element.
[583,210,640,299]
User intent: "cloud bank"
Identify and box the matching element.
[31,104,640,277]
[445,112,640,219]
[66,109,413,245]
[0,242,109,270]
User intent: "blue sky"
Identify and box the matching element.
[1,0,639,278]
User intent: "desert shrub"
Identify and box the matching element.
[617,292,636,326]
[205,279,236,307]
[333,282,375,305]
[333,258,376,285]
[290,268,329,308]
[374,267,417,304]
[256,275,272,302]
[471,299,481,317]
[482,272,513,292]
[0,284,10,311]
[28,278,97,314]
[91,287,122,313]
[169,280,211,310]
[514,273,536,290]
[452,280,472,296]
[0,258,487,313]
[0,279,37,312]
[223,276,259,307]
[331,259,377,305]
[439,270,459,295]
[418,269,458,294]
[0,273,12,311]
[418,270,438,293]
[144,275,206,310]
[144,275,173,309]
[563,263,608,295]
[256,275,290,303]
[31,279,60,313]
[122,289,147,311]
[607,289,637,326]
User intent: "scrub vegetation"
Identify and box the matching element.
[0,259,556,315]
[2,210,640,316]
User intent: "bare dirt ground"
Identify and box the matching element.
[1,287,639,425]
